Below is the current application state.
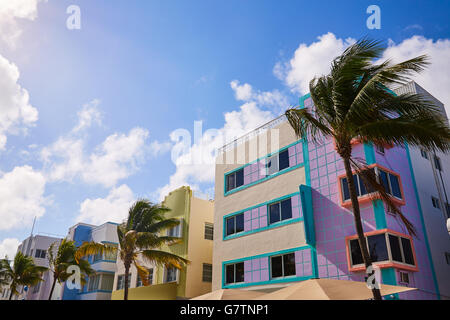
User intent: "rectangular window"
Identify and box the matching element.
[278,150,290,171]
[434,156,442,171]
[167,220,182,238]
[204,223,214,240]
[35,249,46,259]
[116,274,131,290]
[225,213,244,236]
[375,145,385,154]
[348,232,416,268]
[445,252,450,265]
[340,167,402,202]
[269,198,292,224]
[266,149,290,176]
[271,253,296,279]
[136,268,153,287]
[432,196,440,209]
[420,149,428,159]
[202,263,212,282]
[399,272,410,284]
[165,267,178,283]
[100,274,114,291]
[225,262,244,284]
[226,169,244,192]
[88,275,100,292]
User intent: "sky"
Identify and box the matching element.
[0,0,449,259]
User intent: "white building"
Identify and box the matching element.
[395,81,450,300]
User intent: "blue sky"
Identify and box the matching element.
[0,0,449,257]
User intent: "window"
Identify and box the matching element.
[420,149,428,159]
[88,275,100,292]
[167,219,182,238]
[202,263,212,282]
[348,232,416,269]
[271,253,296,279]
[34,249,46,259]
[340,167,402,202]
[225,262,244,284]
[165,267,178,283]
[93,252,102,263]
[136,268,153,287]
[445,252,450,265]
[266,149,290,176]
[100,274,114,291]
[204,223,214,240]
[226,169,244,192]
[399,272,410,284]
[116,274,131,290]
[434,156,442,171]
[104,248,118,261]
[431,196,440,209]
[269,198,292,224]
[375,145,385,155]
[225,213,244,236]
[32,281,41,294]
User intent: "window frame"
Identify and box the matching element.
[420,149,428,159]
[164,266,178,283]
[346,230,418,272]
[339,165,404,206]
[204,222,214,240]
[268,198,293,225]
[225,168,244,192]
[224,262,244,285]
[431,196,441,209]
[202,263,213,282]
[270,252,296,280]
[225,213,245,237]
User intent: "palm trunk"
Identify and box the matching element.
[48,275,57,300]
[343,156,382,300]
[8,288,13,300]
[124,262,130,300]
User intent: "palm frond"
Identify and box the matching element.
[140,250,189,269]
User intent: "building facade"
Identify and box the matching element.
[14,234,62,300]
[212,82,450,299]
[111,186,214,300]
[60,222,119,300]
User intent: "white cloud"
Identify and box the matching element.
[0,54,38,150]
[155,100,274,200]
[381,36,450,117]
[76,184,134,225]
[72,99,102,133]
[42,127,150,188]
[0,238,21,259]
[274,32,355,94]
[0,166,46,231]
[0,0,47,48]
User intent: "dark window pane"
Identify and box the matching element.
[281,199,292,221]
[226,265,235,284]
[350,239,364,265]
[283,253,296,276]
[389,174,402,198]
[353,174,360,196]
[342,178,350,201]
[279,150,290,171]
[359,175,368,196]
[368,234,389,262]
[401,238,415,265]
[226,174,235,192]
[271,256,283,278]
[226,217,235,236]
[269,203,281,224]
[235,263,244,283]
[235,169,244,188]
[379,170,391,195]
[389,235,403,263]
[235,214,244,233]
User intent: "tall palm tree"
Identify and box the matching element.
[76,199,189,300]
[0,251,47,300]
[47,238,95,300]
[285,38,450,300]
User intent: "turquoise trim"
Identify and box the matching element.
[78,289,112,295]
[300,185,315,246]
[101,241,118,245]
[91,259,117,265]
[381,268,399,300]
[363,142,387,230]
[223,140,303,196]
[299,92,311,107]
[404,142,441,299]
[221,245,314,289]
[223,192,302,240]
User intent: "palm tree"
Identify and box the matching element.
[285,38,450,300]
[0,251,47,300]
[76,199,189,300]
[47,238,95,300]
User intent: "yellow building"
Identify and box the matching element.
[111,186,214,300]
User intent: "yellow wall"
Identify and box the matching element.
[111,282,178,300]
